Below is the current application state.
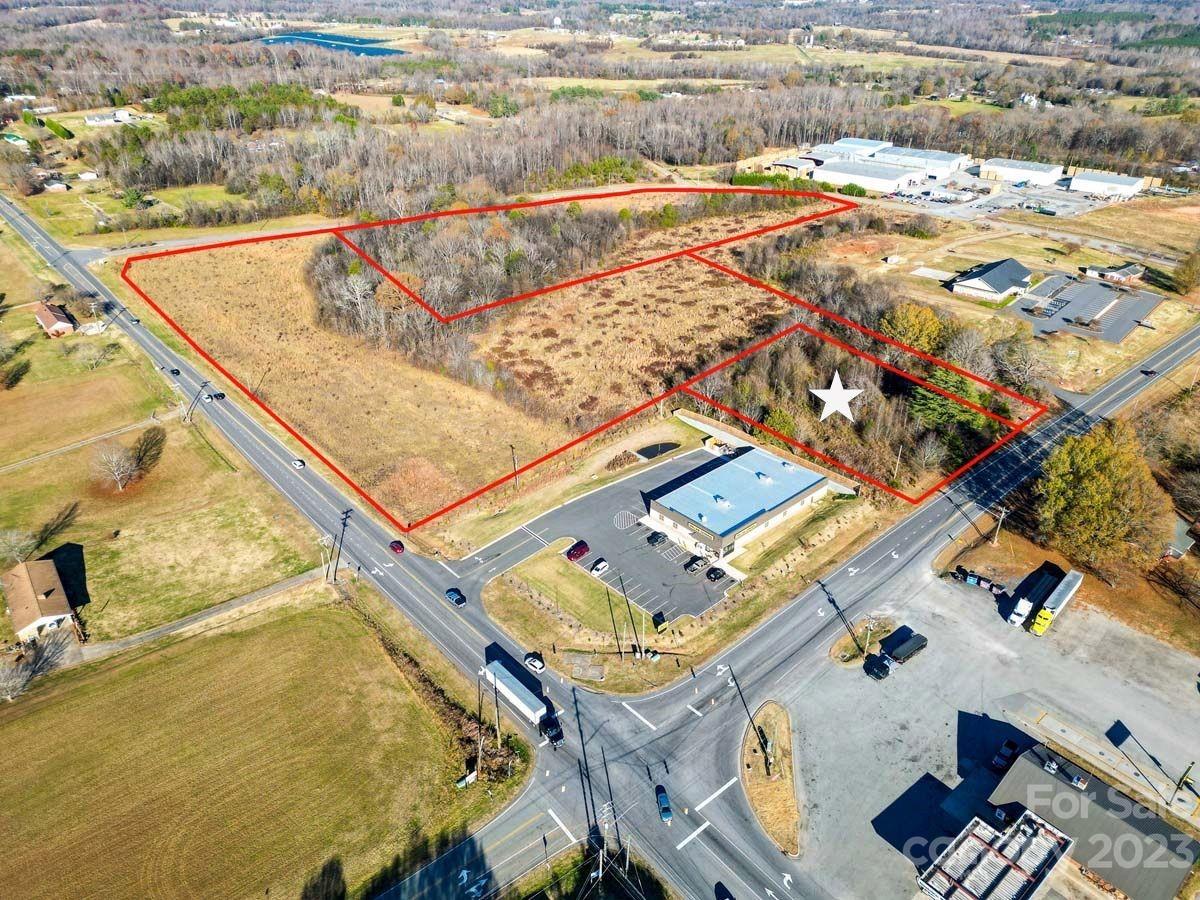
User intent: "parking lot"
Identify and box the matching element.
[889,172,1113,222]
[776,568,1200,900]
[500,448,738,622]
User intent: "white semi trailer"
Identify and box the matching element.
[482,658,563,746]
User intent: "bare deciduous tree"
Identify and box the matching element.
[93,443,138,492]
[0,529,36,565]
[0,632,74,701]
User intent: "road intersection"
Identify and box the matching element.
[4,193,1200,900]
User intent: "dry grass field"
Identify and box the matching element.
[0,417,317,640]
[0,226,52,305]
[742,702,802,856]
[125,236,570,525]
[0,589,525,899]
[1002,199,1200,258]
[0,311,171,467]
[125,203,835,528]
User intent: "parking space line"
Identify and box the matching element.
[694,777,738,812]
[621,701,658,731]
[675,820,710,850]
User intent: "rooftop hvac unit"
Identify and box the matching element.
[697,513,706,523]
[1043,759,1059,775]
[756,472,774,484]
[714,495,732,509]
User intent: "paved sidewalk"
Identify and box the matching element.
[75,567,325,665]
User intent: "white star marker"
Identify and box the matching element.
[810,370,863,423]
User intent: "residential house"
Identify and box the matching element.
[949,258,1033,302]
[2,559,74,643]
[33,301,75,337]
[1084,262,1144,284]
[1164,514,1196,560]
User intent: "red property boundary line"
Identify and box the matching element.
[119,187,1046,531]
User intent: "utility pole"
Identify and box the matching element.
[1172,761,1196,804]
[509,444,519,489]
[619,574,642,658]
[331,510,351,582]
[493,675,501,751]
[476,676,485,773]
[606,588,623,661]
[819,580,863,656]
[183,380,210,423]
[992,507,1008,547]
[892,445,904,483]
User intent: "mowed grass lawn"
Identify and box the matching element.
[0,226,53,305]
[1002,199,1200,258]
[0,596,499,899]
[0,312,170,467]
[0,418,317,640]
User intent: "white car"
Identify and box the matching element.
[524,653,545,673]
[201,394,213,403]
[590,558,609,577]
[291,459,305,470]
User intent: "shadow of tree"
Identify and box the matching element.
[35,502,80,552]
[360,824,476,900]
[132,425,167,475]
[300,856,347,900]
[2,358,31,390]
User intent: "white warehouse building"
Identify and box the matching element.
[830,137,893,157]
[980,158,1064,186]
[874,146,971,179]
[1068,169,1143,199]
[817,158,924,193]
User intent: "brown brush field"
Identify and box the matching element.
[124,204,839,528]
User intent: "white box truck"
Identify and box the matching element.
[1008,568,1059,626]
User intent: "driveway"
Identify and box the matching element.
[772,569,1200,900]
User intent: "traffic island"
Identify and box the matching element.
[741,701,803,857]
[828,615,896,666]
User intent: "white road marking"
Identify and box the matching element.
[695,776,738,812]
[621,701,658,731]
[675,820,710,850]
[539,738,549,748]
[686,704,704,718]
[438,559,456,575]
[546,808,577,844]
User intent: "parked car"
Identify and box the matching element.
[706,567,725,583]
[991,739,1020,772]
[590,558,610,577]
[291,458,305,469]
[565,540,589,562]
[648,531,667,547]
[864,653,894,681]
[524,652,546,673]
[685,556,705,574]
[655,785,673,824]
[444,587,466,608]
[388,539,405,554]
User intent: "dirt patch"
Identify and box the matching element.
[741,701,803,857]
[828,615,896,665]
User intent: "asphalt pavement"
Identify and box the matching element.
[5,192,1200,900]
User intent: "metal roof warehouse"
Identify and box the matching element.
[648,447,849,559]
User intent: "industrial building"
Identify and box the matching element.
[917,811,1072,900]
[1067,169,1143,199]
[765,156,816,178]
[830,137,892,157]
[798,147,847,166]
[990,745,1198,900]
[647,446,852,560]
[979,158,1064,186]
[874,146,971,179]
[813,158,924,193]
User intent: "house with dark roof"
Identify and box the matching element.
[2,559,74,643]
[989,745,1198,900]
[949,258,1033,302]
[1084,262,1145,284]
[33,301,74,337]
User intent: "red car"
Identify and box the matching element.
[565,540,589,562]
[388,540,405,555]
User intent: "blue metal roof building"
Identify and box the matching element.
[648,447,846,558]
